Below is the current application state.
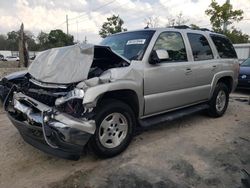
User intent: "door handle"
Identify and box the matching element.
[211,65,217,71]
[185,68,192,75]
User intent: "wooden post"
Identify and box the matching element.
[19,23,29,67]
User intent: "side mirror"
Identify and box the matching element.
[149,49,169,64]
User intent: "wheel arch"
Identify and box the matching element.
[97,89,140,118]
[209,71,234,99]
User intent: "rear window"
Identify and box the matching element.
[210,34,237,59]
[187,33,213,61]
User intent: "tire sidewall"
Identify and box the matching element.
[209,83,229,117]
[90,99,135,157]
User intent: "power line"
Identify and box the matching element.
[68,1,128,26]
[68,0,116,22]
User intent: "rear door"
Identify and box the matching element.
[186,33,219,100]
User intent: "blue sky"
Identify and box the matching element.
[0,0,250,44]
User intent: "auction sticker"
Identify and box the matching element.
[126,39,146,45]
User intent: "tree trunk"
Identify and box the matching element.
[19,23,29,67]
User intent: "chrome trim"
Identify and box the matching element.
[13,92,96,147]
[30,78,68,89]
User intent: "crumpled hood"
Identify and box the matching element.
[28,44,94,84]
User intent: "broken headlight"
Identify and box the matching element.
[55,88,84,106]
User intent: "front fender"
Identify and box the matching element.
[83,80,144,116]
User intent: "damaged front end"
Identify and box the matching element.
[1,43,132,160]
[3,80,96,160]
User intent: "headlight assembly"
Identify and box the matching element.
[55,88,84,106]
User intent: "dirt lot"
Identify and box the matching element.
[0,66,249,188]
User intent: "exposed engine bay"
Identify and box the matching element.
[0,44,131,159]
[2,45,130,119]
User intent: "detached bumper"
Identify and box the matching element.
[5,90,96,160]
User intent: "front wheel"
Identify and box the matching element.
[89,99,136,158]
[207,82,229,117]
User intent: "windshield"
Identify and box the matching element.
[100,30,155,61]
[241,58,250,67]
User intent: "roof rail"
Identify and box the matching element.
[169,25,190,29]
[167,25,213,32]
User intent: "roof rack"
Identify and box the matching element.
[169,25,190,29]
[167,25,212,32]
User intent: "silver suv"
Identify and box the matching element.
[0,27,239,160]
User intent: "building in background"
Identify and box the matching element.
[234,43,250,63]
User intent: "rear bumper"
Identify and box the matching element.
[4,88,96,160]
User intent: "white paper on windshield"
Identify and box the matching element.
[126,39,146,45]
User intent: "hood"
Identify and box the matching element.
[28,44,129,84]
[29,44,94,84]
[240,66,250,75]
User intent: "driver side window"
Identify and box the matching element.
[153,32,187,62]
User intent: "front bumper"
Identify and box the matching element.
[4,88,96,160]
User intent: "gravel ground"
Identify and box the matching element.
[0,67,249,188]
[0,91,249,188]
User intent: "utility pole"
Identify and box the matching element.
[223,0,230,33]
[66,14,69,35]
[76,20,78,42]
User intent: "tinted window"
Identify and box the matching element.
[210,34,237,58]
[241,58,250,67]
[100,30,155,61]
[187,33,213,61]
[153,32,187,62]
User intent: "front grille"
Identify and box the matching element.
[22,79,72,106]
[25,91,56,106]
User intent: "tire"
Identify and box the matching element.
[89,99,136,158]
[207,82,229,117]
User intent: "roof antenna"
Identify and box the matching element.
[144,22,149,29]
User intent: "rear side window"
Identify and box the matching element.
[153,32,187,62]
[210,34,237,58]
[187,33,213,61]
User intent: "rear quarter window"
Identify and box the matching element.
[210,34,237,59]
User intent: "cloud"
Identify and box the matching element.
[0,0,249,45]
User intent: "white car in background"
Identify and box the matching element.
[4,56,20,61]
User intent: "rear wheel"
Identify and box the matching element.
[208,82,229,117]
[89,99,136,158]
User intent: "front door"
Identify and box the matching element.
[144,31,196,116]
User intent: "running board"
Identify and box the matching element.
[139,103,209,127]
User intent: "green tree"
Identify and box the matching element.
[25,31,39,51]
[0,34,8,50]
[225,27,249,43]
[37,31,49,50]
[99,15,127,38]
[205,0,249,43]
[205,0,243,33]
[47,29,74,48]
[7,31,19,51]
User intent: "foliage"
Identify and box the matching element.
[0,29,74,52]
[99,15,127,38]
[225,27,249,43]
[205,0,249,43]
[47,29,74,48]
[205,0,243,32]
